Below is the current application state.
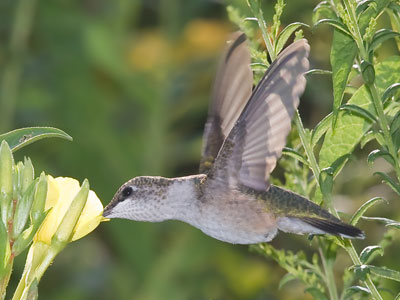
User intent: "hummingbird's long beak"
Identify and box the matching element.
[103,201,116,217]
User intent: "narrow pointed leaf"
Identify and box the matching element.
[340,104,377,123]
[390,111,400,135]
[278,273,297,289]
[368,265,400,282]
[275,22,308,54]
[305,69,332,76]
[367,149,395,166]
[345,286,370,299]
[395,292,400,300]
[311,113,332,147]
[374,172,400,196]
[356,0,375,17]
[313,19,352,37]
[0,127,72,153]
[312,2,336,24]
[360,131,375,148]
[382,83,400,103]
[385,222,400,229]
[330,30,358,128]
[360,246,383,264]
[369,29,400,52]
[304,287,328,300]
[350,197,385,226]
[282,147,309,166]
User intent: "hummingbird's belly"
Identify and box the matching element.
[195,196,278,244]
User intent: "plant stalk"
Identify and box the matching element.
[345,241,383,300]
[319,245,339,300]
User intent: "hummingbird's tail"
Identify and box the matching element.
[269,186,365,239]
[277,215,365,239]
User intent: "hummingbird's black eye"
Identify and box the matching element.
[121,186,133,198]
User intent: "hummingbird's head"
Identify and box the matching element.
[103,176,174,222]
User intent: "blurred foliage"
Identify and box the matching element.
[0,0,399,299]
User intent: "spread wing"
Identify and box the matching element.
[210,39,310,191]
[199,32,253,173]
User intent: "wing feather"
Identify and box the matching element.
[211,39,310,191]
[199,32,253,173]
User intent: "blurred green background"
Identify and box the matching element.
[1,0,399,299]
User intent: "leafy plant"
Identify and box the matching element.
[0,128,104,300]
[229,0,400,299]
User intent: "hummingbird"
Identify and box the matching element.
[103,33,364,244]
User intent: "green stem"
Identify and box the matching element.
[345,241,383,300]
[294,111,320,181]
[12,244,59,300]
[0,0,37,132]
[367,83,400,181]
[319,245,339,300]
[253,9,276,61]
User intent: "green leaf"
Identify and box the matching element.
[330,30,358,129]
[311,113,332,148]
[369,29,400,52]
[282,147,309,166]
[352,265,371,281]
[345,286,370,299]
[319,167,333,196]
[350,197,386,226]
[339,104,377,123]
[360,246,384,264]
[319,56,400,169]
[367,149,395,166]
[305,69,332,76]
[278,273,297,289]
[313,19,352,37]
[386,222,400,230]
[0,127,72,152]
[304,287,328,300]
[356,0,375,17]
[275,22,309,54]
[360,130,380,148]
[382,83,400,103]
[367,265,400,282]
[390,111,400,135]
[312,2,336,24]
[374,172,400,196]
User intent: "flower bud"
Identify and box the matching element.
[35,176,103,246]
[52,179,89,246]
[0,141,13,225]
[12,180,37,240]
[31,173,47,224]
[0,218,10,277]
[22,158,34,193]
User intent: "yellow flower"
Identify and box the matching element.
[35,176,103,244]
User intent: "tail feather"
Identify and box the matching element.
[299,217,365,239]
